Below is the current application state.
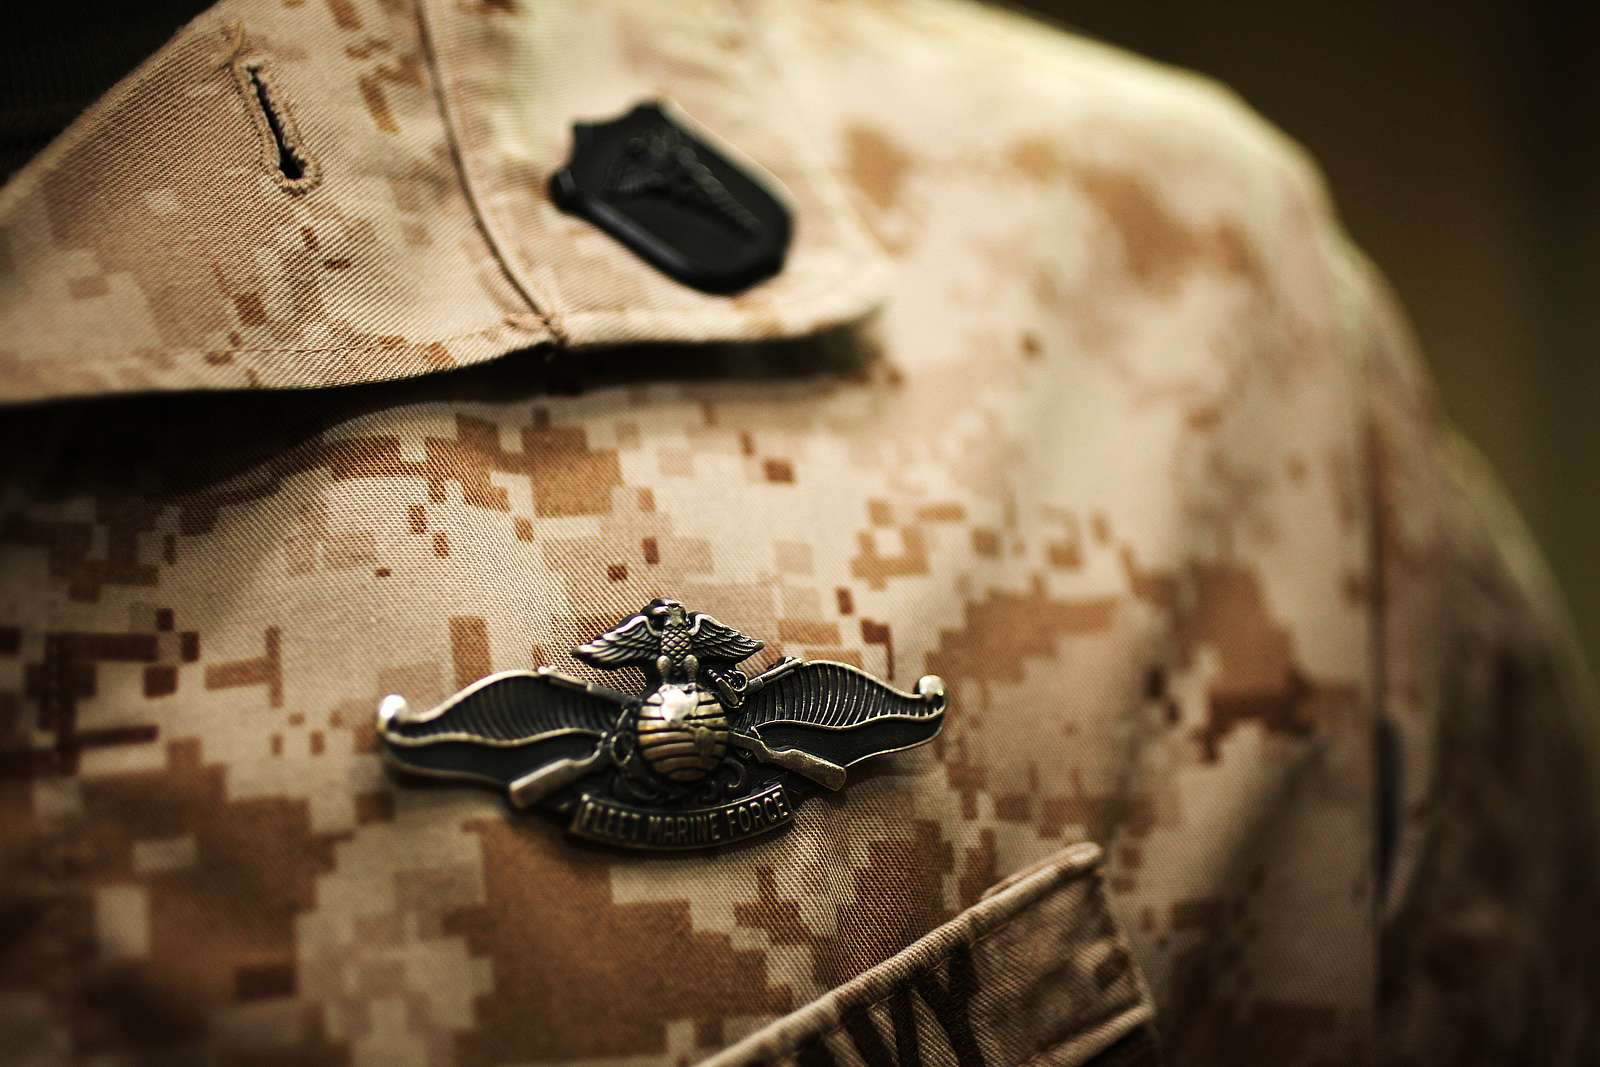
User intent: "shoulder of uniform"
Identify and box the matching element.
[871,0,1337,217]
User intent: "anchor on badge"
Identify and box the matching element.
[376,599,946,850]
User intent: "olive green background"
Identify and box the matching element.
[1017,0,1600,672]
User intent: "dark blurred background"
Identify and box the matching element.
[1016,0,1600,672]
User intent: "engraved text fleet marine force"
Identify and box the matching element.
[376,599,946,850]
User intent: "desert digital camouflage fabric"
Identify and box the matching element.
[0,1,1597,1065]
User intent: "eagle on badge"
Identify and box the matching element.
[376,599,945,848]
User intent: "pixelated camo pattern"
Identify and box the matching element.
[0,0,1596,1064]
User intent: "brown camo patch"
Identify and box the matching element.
[844,124,913,214]
[444,821,793,1064]
[1072,165,1266,296]
[0,739,343,1059]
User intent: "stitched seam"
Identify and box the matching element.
[196,326,534,355]
[552,260,889,334]
[87,324,534,362]
[411,0,566,344]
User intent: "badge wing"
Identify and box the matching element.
[688,612,764,662]
[377,670,632,807]
[574,614,659,668]
[731,660,946,790]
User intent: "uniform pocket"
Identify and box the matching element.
[702,842,1159,1067]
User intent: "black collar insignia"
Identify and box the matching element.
[548,102,793,294]
[377,599,946,851]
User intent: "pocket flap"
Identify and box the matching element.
[703,842,1159,1067]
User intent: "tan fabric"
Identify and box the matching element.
[0,0,886,400]
[0,1,1596,1065]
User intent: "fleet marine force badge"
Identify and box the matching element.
[377,599,946,851]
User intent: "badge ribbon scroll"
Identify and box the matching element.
[376,599,946,851]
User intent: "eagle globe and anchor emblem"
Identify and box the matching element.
[377,599,947,850]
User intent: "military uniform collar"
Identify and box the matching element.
[0,0,889,403]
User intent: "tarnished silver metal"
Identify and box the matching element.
[377,598,947,851]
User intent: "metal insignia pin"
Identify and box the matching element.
[376,599,946,851]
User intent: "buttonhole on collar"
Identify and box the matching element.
[233,55,321,193]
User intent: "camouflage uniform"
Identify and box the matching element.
[1,1,1596,1064]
